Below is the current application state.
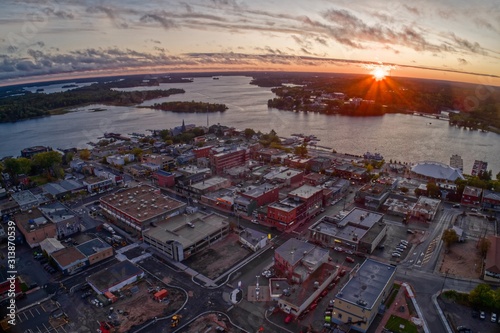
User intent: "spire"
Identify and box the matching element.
[181,119,186,133]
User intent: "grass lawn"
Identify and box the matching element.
[385,315,419,333]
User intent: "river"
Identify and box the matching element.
[0,76,498,175]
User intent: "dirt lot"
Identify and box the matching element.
[183,233,250,279]
[94,280,185,333]
[438,240,482,279]
[182,313,235,333]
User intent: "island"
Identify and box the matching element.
[0,83,185,123]
[142,101,228,113]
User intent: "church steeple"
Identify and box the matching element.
[181,119,186,133]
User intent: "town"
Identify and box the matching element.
[0,122,499,333]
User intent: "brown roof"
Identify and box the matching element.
[485,236,500,274]
[52,247,86,268]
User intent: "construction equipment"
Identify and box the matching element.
[170,314,182,328]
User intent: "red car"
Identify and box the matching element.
[284,314,294,323]
[309,302,318,311]
[346,256,355,263]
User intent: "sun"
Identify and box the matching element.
[371,66,388,81]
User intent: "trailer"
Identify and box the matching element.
[153,289,168,302]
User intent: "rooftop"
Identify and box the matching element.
[239,228,267,246]
[336,259,396,309]
[11,190,38,206]
[463,186,483,197]
[52,247,86,268]
[289,184,322,199]
[76,238,112,256]
[100,185,186,222]
[275,238,317,267]
[485,236,500,274]
[191,176,229,191]
[240,183,276,198]
[39,202,76,223]
[411,161,464,181]
[144,212,229,248]
[86,260,144,293]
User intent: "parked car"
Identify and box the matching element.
[453,204,461,208]
[491,313,497,322]
[480,311,486,320]
[345,257,355,263]
[392,252,401,258]
[400,240,409,245]
[334,246,343,252]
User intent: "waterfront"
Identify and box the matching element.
[0,75,498,174]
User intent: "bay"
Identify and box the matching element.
[0,76,498,175]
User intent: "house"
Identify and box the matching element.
[410,196,441,222]
[482,190,500,212]
[461,186,483,207]
[238,228,268,252]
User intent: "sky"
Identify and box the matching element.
[1,0,500,86]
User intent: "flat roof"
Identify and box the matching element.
[144,212,229,248]
[52,247,86,268]
[239,228,267,246]
[86,260,143,292]
[191,176,229,191]
[38,202,76,223]
[76,238,112,256]
[269,198,302,212]
[11,190,38,205]
[336,259,396,309]
[100,185,186,222]
[274,169,303,181]
[275,238,318,267]
[289,184,322,199]
[241,183,276,198]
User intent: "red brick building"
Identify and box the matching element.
[153,170,176,188]
[193,146,213,159]
[210,147,249,175]
[461,186,482,207]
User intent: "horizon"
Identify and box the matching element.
[1,0,500,87]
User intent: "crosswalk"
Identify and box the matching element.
[415,237,440,267]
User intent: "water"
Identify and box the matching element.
[0,76,498,175]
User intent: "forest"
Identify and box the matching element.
[144,101,228,113]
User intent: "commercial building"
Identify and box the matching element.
[100,184,186,231]
[482,190,500,212]
[471,160,488,176]
[39,202,80,238]
[410,196,441,222]
[330,163,367,182]
[11,190,38,211]
[354,183,391,210]
[21,145,52,158]
[42,179,86,199]
[189,176,232,198]
[51,247,88,275]
[142,154,175,170]
[86,260,144,294]
[14,208,57,248]
[308,156,332,173]
[266,185,323,230]
[410,161,464,182]
[461,186,483,207]
[153,170,176,188]
[331,259,397,332]
[210,146,249,175]
[143,212,230,261]
[76,238,114,265]
[449,154,464,172]
[484,236,500,283]
[308,208,386,254]
[83,176,113,194]
[39,238,65,255]
[234,183,280,215]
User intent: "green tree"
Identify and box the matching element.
[294,143,308,158]
[32,151,62,172]
[442,229,458,250]
[131,148,144,160]
[16,157,32,175]
[427,182,440,198]
[469,284,496,310]
[3,158,21,176]
[497,172,500,181]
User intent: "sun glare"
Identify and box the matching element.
[372,66,388,81]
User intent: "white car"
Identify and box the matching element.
[491,313,497,323]
[392,252,401,257]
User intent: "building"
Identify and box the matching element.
[268,168,304,186]
[272,238,339,317]
[106,154,135,166]
[153,170,176,188]
[410,161,464,182]
[11,190,38,211]
[267,185,323,230]
[51,247,88,275]
[100,184,186,231]
[193,146,213,159]
[42,179,86,199]
[39,238,65,255]
[21,146,51,158]
[189,176,232,198]
[76,238,114,265]
[331,163,367,182]
[331,259,397,332]
[142,154,175,170]
[449,154,464,172]
[238,228,268,252]
[86,260,145,294]
[354,183,391,210]
[143,212,230,261]
[83,176,113,194]
[14,208,57,248]
[304,172,329,186]
[461,186,483,207]
[482,190,500,212]
[234,183,280,216]
[308,208,387,254]
[308,156,332,173]
[210,146,249,175]
[484,236,500,283]
[410,196,441,222]
[471,160,488,176]
[38,202,80,238]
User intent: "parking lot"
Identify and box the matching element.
[14,300,71,333]
[439,297,500,333]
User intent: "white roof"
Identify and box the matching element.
[411,161,464,181]
[40,238,65,255]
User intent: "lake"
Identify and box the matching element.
[0,75,498,175]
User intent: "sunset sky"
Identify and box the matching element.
[1,0,499,86]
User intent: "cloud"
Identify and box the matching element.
[457,58,468,65]
[139,14,176,29]
[448,32,486,55]
[473,17,498,33]
[43,7,74,20]
[403,5,421,16]
[86,6,129,28]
